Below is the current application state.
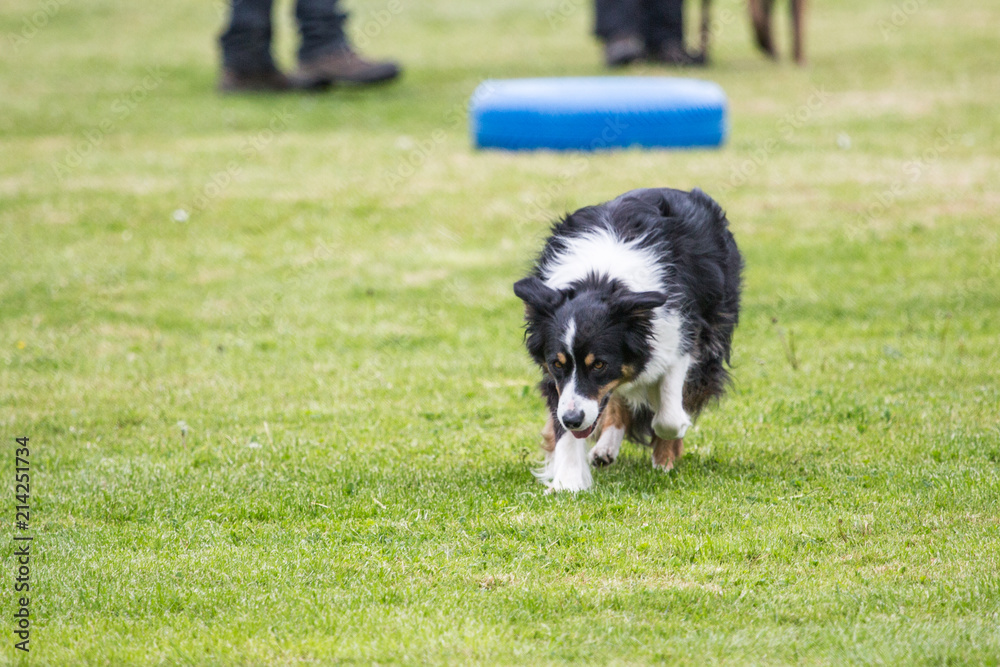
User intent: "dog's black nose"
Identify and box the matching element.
[562,409,585,430]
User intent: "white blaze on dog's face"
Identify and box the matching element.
[555,319,603,437]
[552,317,607,440]
[557,374,602,439]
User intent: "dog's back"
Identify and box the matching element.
[631,188,742,419]
[581,188,743,440]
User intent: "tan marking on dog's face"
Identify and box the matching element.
[584,353,595,367]
[544,364,561,395]
[556,352,567,366]
[620,364,636,382]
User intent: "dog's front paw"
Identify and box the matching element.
[539,433,593,492]
[547,476,593,493]
[589,449,616,467]
[547,462,594,492]
[589,425,625,468]
[652,409,691,441]
[588,441,618,467]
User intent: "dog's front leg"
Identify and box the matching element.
[539,432,593,492]
[589,424,624,468]
[589,394,629,467]
[651,354,693,441]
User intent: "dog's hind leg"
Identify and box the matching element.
[589,394,629,468]
[541,414,557,457]
[652,436,684,472]
[652,354,693,441]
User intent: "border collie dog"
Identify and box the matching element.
[514,188,742,492]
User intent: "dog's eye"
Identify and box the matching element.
[552,360,564,369]
[593,360,607,370]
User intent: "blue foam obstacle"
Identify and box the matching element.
[470,77,727,151]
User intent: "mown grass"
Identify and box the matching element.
[1,0,999,664]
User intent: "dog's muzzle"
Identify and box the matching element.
[559,395,609,440]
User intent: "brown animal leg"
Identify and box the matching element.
[748,0,777,58]
[651,437,684,472]
[791,0,806,64]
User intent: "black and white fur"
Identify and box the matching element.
[514,187,742,492]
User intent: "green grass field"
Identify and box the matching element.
[2,0,999,663]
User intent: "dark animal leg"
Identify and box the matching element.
[791,0,806,64]
[699,0,711,63]
[748,0,777,58]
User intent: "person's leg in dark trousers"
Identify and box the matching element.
[291,0,400,88]
[595,0,643,42]
[642,0,683,51]
[644,0,704,64]
[294,0,349,63]
[220,0,276,73]
[218,0,292,91]
[594,0,646,66]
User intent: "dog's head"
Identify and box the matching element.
[514,275,667,438]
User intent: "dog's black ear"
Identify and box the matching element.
[514,277,564,314]
[615,290,669,316]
